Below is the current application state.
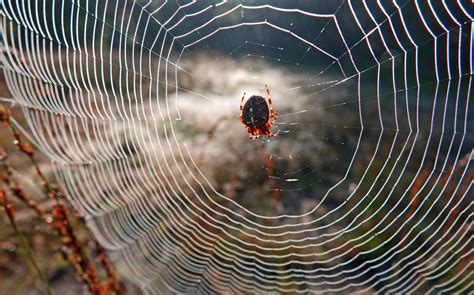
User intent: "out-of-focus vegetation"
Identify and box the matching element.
[0,79,124,294]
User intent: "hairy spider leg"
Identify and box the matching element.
[264,84,277,136]
[239,92,246,125]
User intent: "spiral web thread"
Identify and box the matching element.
[0,0,472,293]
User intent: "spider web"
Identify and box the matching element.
[1,0,473,293]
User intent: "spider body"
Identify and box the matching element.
[239,85,277,139]
[241,95,269,130]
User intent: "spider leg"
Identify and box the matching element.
[248,129,258,140]
[265,84,277,126]
[239,92,246,125]
[239,92,246,112]
[264,84,271,96]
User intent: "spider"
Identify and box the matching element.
[239,84,277,139]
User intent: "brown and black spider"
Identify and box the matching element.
[239,84,277,139]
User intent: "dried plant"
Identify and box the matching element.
[0,105,122,294]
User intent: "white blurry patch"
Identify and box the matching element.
[148,53,357,216]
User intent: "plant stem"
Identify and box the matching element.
[1,191,53,294]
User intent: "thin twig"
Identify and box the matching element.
[0,105,122,294]
[0,189,53,295]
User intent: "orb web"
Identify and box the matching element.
[0,0,472,293]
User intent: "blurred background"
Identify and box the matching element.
[0,0,472,293]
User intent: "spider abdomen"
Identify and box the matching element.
[242,95,270,130]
